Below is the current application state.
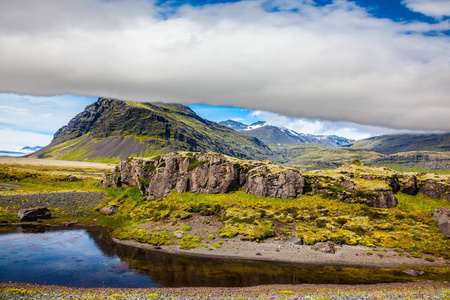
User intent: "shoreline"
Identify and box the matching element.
[1,281,449,299]
[113,236,449,268]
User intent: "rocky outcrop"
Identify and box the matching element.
[420,180,447,199]
[103,153,305,200]
[434,207,450,238]
[18,207,51,221]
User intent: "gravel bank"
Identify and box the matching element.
[0,192,106,215]
[1,281,449,299]
[114,236,449,269]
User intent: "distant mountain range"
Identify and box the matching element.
[219,120,354,147]
[0,146,42,156]
[25,97,450,172]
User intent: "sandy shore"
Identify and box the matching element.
[114,236,449,268]
[0,156,115,170]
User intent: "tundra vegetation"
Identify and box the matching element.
[0,154,449,260]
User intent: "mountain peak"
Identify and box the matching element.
[32,98,272,162]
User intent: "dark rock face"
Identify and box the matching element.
[103,153,305,200]
[18,207,51,221]
[400,176,419,195]
[366,191,398,209]
[243,167,304,199]
[420,180,447,199]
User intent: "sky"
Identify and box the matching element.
[0,0,449,150]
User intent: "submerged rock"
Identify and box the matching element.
[18,207,51,221]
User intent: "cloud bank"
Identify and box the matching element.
[1,0,449,131]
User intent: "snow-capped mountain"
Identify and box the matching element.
[0,146,43,156]
[219,120,354,147]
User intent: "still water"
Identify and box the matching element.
[1,226,446,288]
[0,226,158,288]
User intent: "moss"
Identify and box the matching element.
[117,229,173,246]
[180,225,192,231]
[179,235,202,250]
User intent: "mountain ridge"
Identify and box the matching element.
[31,98,273,163]
[219,119,354,147]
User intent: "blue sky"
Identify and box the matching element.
[0,0,449,150]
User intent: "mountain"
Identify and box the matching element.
[31,98,272,163]
[349,133,450,155]
[0,146,42,157]
[219,120,354,147]
[21,146,43,153]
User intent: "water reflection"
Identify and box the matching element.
[0,225,445,288]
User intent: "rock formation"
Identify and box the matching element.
[103,153,450,208]
[103,152,305,200]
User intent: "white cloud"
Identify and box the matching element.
[248,110,436,140]
[0,0,449,131]
[0,128,53,150]
[0,93,94,133]
[402,0,450,18]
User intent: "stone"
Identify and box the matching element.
[63,220,78,227]
[433,207,450,224]
[400,176,419,195]
[312,241,336,254]
[18,207,51,221]
[173,231,184,239]
[402,270,425,276]
[420,180,446,199]
[99,205,118,215]
[433,207,450,238]
[287,234,303,245]
[340,180,355,191]
[438,222,450,238]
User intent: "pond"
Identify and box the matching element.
[0,226,448,288]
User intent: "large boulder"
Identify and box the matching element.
[434,207,450,238]
[18,207,51,221]
[420,180,447,199]
[99,205,119,215]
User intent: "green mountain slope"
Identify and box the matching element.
[349,134,450,155]
[31,98,272,163]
